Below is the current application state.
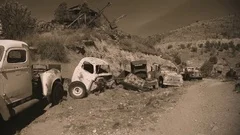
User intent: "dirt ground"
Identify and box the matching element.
[1,79,240,135]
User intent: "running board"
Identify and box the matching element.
[11,99,40,116]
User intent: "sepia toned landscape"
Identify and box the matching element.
[0,0,240,135]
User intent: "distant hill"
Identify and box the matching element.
[150,14,240,77]
[136,0,240,36]
[149,14,240,44]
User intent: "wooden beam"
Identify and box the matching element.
[67,13,84,28]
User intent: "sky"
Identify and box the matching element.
[0,0,239,36]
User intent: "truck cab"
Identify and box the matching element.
[0,40,64,121]
[69,57,115,99]
[149,63,183,87]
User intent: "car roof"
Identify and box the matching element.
[131,60,147,65]
[81,57,109,65]
[0,40,28,49]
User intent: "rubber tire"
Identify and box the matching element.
[0,115,4,126]
[159,77,165,88]
[68,81,87,99]
[51,81,64,106]
[186,74,191,81]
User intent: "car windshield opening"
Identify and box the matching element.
[96,65,110,74]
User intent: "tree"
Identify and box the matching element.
[0,0,36,39]
[54,2,68,24]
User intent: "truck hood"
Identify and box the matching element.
[97,72,113,81]
[161,71,181,77]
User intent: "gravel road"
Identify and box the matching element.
[1,79,240,135]
[132,79,240,135]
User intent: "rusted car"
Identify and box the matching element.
[115,60,158,91]
[68,57,115,99]
[0,40,64,121]
[149,63,183,88]
[181,67,203,81]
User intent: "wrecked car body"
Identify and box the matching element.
[69,57,115,99]
[149,63,183,87]
[181,67,203,81]
[115,60,158,91]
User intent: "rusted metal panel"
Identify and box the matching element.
[40,69,62,96]
[122,73,155,91]
[71,57,113,92]
[162,73,183,86]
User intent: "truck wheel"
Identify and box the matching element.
[186,75,191,81]
[68,81,87,99]
[51,81,64,106]
[159,77,166,88]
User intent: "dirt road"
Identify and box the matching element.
[132,79,240,135]
[1,79,240,135]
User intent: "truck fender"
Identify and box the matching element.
[39,69,62,97]
[0,97,11,121]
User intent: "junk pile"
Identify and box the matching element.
[36,2,126,32]
[115,60,159,91]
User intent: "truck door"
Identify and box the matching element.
[80,61,95,90]
[2,47,32,103]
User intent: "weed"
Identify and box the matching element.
[191,47,198,52]
[36,37,68,62]
[180,44,186,49]
[167,45,173,49]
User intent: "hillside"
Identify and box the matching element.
[152,14,240,44]
[151,15,240,77]
[137,0,240,36]
[26,26,173,78]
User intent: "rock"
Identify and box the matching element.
[68,106,73,110]
[212,126,219,131]
[93,129,97,133]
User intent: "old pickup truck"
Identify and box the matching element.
[181,67,203,81]
[149,63,183,88]
[0,40,64,121]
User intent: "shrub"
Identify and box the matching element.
[200,56,218,77]
[228,41,235,49]
[221,43,229,50]
[200,61,214,77]
[236,44,240,51]
[180,44,186,49]
[37,37,68,62]
[198,44,203,48]
[191,47,198,52]
[187,43,192,48]
[209,56,218,64]
[212,41,219,49]
[54,2,68,24]
[103,46,108,52]
[0,0,36,39]
[173,55,182,65]
[120,39,160,56]
[218,47,224,52]
[181,61,187,66]
[167,45,173,49]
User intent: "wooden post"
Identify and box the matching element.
[84,13,86,24]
